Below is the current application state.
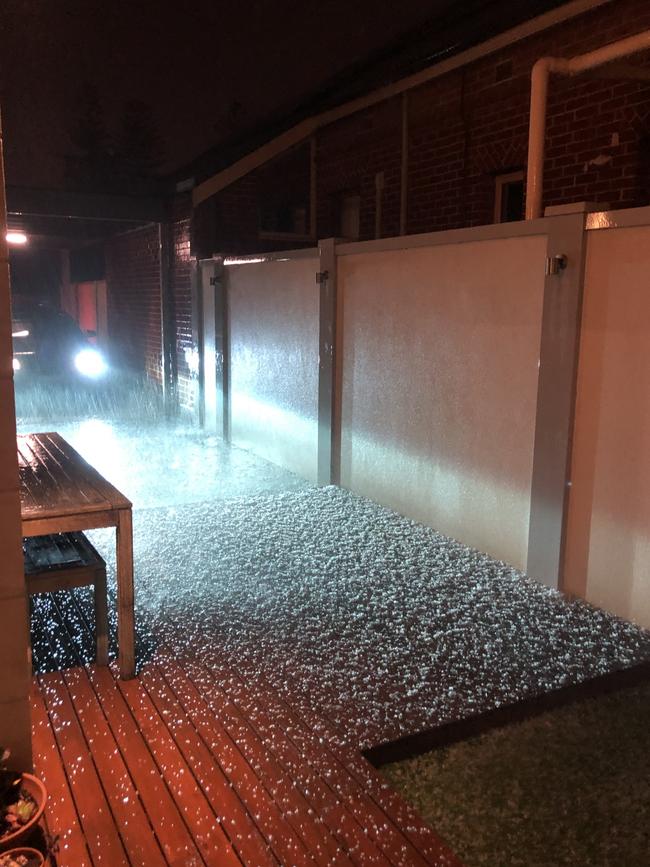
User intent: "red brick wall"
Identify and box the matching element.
[169,199,194,410]
[201,0,650,249]
[105,225,162,382]
[192,175,259,258]
[402,0,650,232]
[317,97,403,239]
[104,196,196,411]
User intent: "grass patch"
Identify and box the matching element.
[383,682,650,867]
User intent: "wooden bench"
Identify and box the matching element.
[24,532,108,665]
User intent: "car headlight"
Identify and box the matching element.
[74,348,108,378]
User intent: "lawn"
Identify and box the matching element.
[383,681,650,866]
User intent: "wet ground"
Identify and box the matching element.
[15,382,309,508]
[19,384,650,748]
[22,392,650,752]
[99,491,650,749]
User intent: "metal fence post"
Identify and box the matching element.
[214,258,230,443]
[317,238,339,485]
[526,212,587,588]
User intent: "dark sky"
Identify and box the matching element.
[0,0,462,188]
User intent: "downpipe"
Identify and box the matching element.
[525,29,650,220]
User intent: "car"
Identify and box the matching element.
[11,298,109,382]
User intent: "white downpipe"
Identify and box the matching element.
[526,29,650,219]
[526,59,555,221]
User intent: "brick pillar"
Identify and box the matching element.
[0,113,32,771]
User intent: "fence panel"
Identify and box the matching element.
[337,235,547,569]
[226,254,320,482]
[564,220,650,628]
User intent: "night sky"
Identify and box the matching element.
[0,0,462,189]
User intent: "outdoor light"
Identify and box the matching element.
[12,329,29,338]
[6,231,28,245]
[12,357,20,371]
[74,347,107,378]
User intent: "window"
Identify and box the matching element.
[257,143,312,240]
[339,194,361,241]
[494,171,524,223]
[259,201,308,237]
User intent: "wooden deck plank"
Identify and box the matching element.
[86,664,207,867]
[31,590,461,867]
[38,672,131,867]
[163,652,388,867]
[139,663,280,867]
[175,636,456,867]
[30,681,93,867]
[159,611,461,867]
[60,666,168,867]
[138,662,305,867]
[116,669,244,867]
[156,650,353,867]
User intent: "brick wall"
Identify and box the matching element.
[317,97,403,239]
[104,200,197,410]
[403,0,650,232]
[192,175,259,258]
[105,0,650,411]
[201,0,650,248]
[105,224,162,381]
[169,197,194,410]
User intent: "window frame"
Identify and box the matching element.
[494,170,525,223]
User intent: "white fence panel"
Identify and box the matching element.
[565,221,650,629]
[338,235,547,569]
[227,255,320,482]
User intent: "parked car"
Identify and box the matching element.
[11,298,108,382]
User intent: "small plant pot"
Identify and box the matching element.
[0,847,44,866]
[0,775,47,852]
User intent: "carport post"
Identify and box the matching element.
[317,238,340,485]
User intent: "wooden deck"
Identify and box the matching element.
[31,652,462,866]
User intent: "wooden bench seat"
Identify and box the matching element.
[24,532,108,665]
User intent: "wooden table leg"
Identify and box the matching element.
[116,507,135,678]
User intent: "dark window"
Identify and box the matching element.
[257,142,311,238]
[259,200,307,235]
[338,194,361,240]
[495,172,524,223]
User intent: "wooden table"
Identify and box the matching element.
[18,432,135,679]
